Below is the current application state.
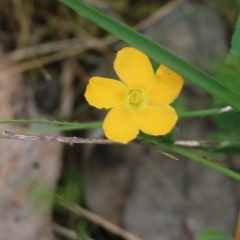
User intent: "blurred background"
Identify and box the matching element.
[0,0,239,239]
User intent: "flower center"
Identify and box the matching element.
[129,89,143,105]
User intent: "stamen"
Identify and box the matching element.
[129,90,143,104]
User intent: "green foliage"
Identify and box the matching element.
[214,111,240,132]
[30,184,54,210]
[56,168,83,204]
[138,130,175,145]
[212,142,240,154]
[231,13,240,55]
[210,108,240,155]
[214,59,240,96]
[0,119,102,133]
[198,229,232,240]
[178,107,224,118]
[76,222,90,240]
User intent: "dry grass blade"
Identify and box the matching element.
[53,224,80,240]
[53,223,96,240]
[134,0,186,29]
[56,196,143,240]
[2,36,116,81]
[3,0,186,81]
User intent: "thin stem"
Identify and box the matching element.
[163,144,240,181]
[0,107,230,129]
[0,119,102,127]
[178,107,223,118]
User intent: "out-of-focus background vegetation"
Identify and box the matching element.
[0,0,240,239]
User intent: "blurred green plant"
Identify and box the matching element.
[30,184,54,210]
[198,229,232,240]
[231,13,240,56]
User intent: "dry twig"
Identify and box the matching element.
[53,224,80,240]
[53,223,96,240]
[3,0,186,80]
[0,131,114,144]
[0,130,232,148]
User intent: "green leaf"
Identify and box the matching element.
[198,229,232,240]
[231,13,240,55]
[212,143,240,155]
[59,0,240,111]
[235,0,240,6]
[139,130,175,145]
[213,52,240,97]
[213,111,240,132]
[214,56,240,96]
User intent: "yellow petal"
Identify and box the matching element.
[147,65,183,105]
[114,47,155,89]
[136,104,178,135]
[103,106,139,143]
[85,77,128,109]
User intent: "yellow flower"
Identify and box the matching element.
[85,47,183,144]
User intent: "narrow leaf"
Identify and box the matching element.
[59,0,240,110]
[231,13,240,55]
[141,135,240,181]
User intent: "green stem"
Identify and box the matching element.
[24,124,102,133]
[178,107,223,118]
[0,106,229,129]
[141,136,240,181]
[0,119,102,126]
[163,144,240,181]
[230,12,240,56]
